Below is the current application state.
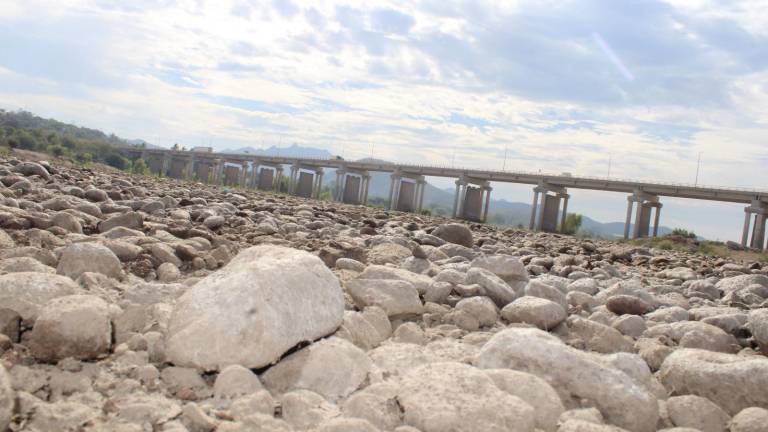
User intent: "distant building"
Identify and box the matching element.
[192,147,213,153]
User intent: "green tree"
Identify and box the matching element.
[105,154,129,170]
[47,144,66,157]
[671,228,696,239]
[131,158,149,175]
[560,213,583,235]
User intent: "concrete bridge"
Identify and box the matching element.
[125,148,768,250]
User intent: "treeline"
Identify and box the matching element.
[0,109,148,174]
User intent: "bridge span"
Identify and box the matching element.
[122,148,768,250]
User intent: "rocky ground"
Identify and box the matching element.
[0,155,766,432]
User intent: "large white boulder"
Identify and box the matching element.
[0,365,11,432]
[0,272,78,323]
[29,294,112,362]
[57,242,122,280]
[346,279,422,317]
[396,362,536,432]
[475,327,658,432]
[658,348,768,415]
[165,246,344,371]
[262,337,371,401]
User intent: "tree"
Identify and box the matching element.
[6,138,18,152]
[47,144,66,157]
[671,228,696,239]
[131,158,149,175]
[105,154,129,170]
[172,143,180,151]
[560,213,583,235]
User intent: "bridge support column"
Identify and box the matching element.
[214,160,225,185]
[624,191,659,239]
[161,153,171,177]
[288,165,299,194]
[313,169,324,199]
[388,174,402,210]
[652,203,662,238]
[185,154,196,180]
[481,185,492,223]
[529,189,540,230]
[360,175,370,205]
[334,170,347,201]
[239,163,249,188]
[560,193,570,230]
[452,179,466,218]
[415,177,426,212]
[273,167,284,191]
[531,184,568,232]
[742,201,767,250]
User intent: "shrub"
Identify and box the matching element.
[131,158,149,175]
[104,154,129,170]
[419,208,432,216]
[560,213,583,235]
[47,144,66,157]
[671,228,696,239]
[656,240,674,250]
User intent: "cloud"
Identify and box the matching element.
[0,0,766,241]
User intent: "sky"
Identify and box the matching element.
[1,0,767,240]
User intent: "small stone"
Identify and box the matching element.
[57,242,123,280]
[501,296,566,330]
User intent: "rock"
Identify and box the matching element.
[0,256,55,273]
[729,407,768,432]
[612,315,646,338]
[315,417,380,432]
[367,242,411,265]
[336,308,391,350]
[356,265,433,295]
[346,279,422,317]
[392,322,426,345]
[262,337,371,401]
[98,211,144,232]
[465,267,519,307]
[51,212,83,233]
[29,294,111,362]
[715,274,768,294]
[432,223,473,247]
[57,242,123,280]
[748,309,768,355]
[606,295,653,315]
[666,395,730,432]
[475,327,658,432]
[501,296,566,330]
[0,272,79,323]
[161,366,211,399]
[281,390,339,430]
[0,365,11,432]
[203,215,225,229]
[336,258,365,272]
[396,362,536,432]
[342,382,403,430]
[214,365,263,401]
[471,255,529,285]
[0,309,21,342]
[157,262,181,282]
[565,317,634,353]
[229,391,274,419]
[525,279,567,310]
[643,321,739,353]
[14,161,50,179]
[658,349,768,415]
[166,245,344,370]
[455,296,499,327]
[485,369,565,432]
[557,420,629,432]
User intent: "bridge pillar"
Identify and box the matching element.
[360,174,370,205]
[415,176,426,212]
[452,178,467,218]
[742,201,767,250]
[481,185,492,223]
[531,184,568,233]
[161,153,171,177]
[388,173,402,210]
[273,166,284,191]
[239,163,250,188]
[623,191,660,239]
[334,169,347,201]
[214,160,225,185]
[313,168,324,199]
[288,164,299,194]
[184,154,196,180]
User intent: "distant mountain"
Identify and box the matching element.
[125,139,164,150]
[223,144,334,159]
